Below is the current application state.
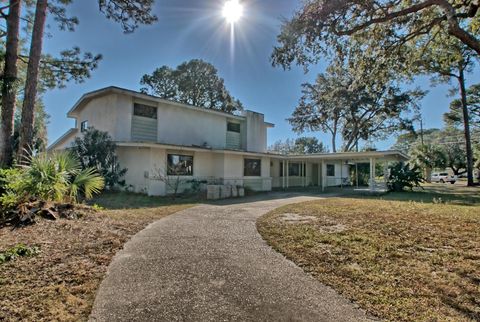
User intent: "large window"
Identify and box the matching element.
[244,158,261,176]
[227,122,241,133]
[167,154,193,176]
[326,164,335,177]
[134,103,157,119]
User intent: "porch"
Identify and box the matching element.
[270,150,409,193]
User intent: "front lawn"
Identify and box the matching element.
[257,186,480,321]
[0,192,194,322]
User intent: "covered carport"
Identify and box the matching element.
[271,150,409,192]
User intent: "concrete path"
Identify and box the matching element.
[90,193,371,322]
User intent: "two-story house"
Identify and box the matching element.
[49,86,408,195]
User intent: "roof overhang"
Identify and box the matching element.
[270,150,409,162]
[47,128,78,151]
[66,86,273,125]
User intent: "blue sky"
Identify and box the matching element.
[43,0,480,150]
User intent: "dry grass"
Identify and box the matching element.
[257,187,480,321]
[0,192,194,321]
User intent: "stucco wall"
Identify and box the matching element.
[157,101,230,149]
[245,111,267,153]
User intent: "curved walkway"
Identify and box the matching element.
[90,193,371,322]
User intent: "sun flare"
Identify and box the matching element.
[223,0,243,24]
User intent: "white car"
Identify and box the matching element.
[431,172,457,184]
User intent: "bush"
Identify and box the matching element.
[0,152,104,210]
[70,128,127,188]
[387,163,424,192]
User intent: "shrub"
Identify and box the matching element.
[70,128,127,188]
[387,163,424,192]
[0,244,40,264]
[0,152,104,210]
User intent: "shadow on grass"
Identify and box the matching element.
[89,191,201,210]
[325,183,480,206]
[90,183,479,210]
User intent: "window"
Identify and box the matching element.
[134,103,157,119]
[227,122,241,133]
[289,163,300,176]
[244,158,261,176]
[167,154,193,176]
[280,162,306,177]
[80,120,88,132]
[326,164,335,177]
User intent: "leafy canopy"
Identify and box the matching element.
[290,60,424,152]
[140,59,244,114]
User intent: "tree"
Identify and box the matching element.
[271,0,480,70]
[445,84,480,130]
[290,61,422,152]
[1,0,157,165]
[140,59,244,114]
[0,0,22,166]
[70,128,127,188]
[269,137,328,154]
[293,137,328,154]
[412,32,477,185]
[17,0,48,162]
[410,143,447,181]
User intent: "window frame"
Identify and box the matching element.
[244,158,262,177]
[227,122,241,133]
[80,120,88,132]
[326,164,335,177]
[167,154,194,176]
[133,103,158,119]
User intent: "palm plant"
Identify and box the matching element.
[20,151,104,202]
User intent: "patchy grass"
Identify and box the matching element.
[0,192,194,322]
[257,189,480,321]
[326,182,480,205]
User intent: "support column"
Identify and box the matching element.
[317,163,321,188]
[369,157,375,191]
[286,160,289,189]
[383,161,389,186]
[340,161,343,189]
[321,160,326,192]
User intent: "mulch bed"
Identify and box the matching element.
[0,204,190,321]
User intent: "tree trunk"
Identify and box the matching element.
[17,0,48,163]
[458,67,474,186]
[0,0,22,166]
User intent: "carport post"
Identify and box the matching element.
[369,157,375,191]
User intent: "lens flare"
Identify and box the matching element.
[223,0,243,24]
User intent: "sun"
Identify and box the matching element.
[223,0,243,24]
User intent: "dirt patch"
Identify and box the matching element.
[0,201,191,322]
[279,213,317,223]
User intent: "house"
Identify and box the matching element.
[49,86,408,195]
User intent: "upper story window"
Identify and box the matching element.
[80,120,88,132]
[134,103,157,119]
[167,154,193,176]
[227,122,241,133]
[244,158,261,177]
[327,164,335,177]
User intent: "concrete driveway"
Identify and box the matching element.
[90,193,371,322]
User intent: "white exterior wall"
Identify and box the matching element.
[245,111,267,153]
[157,101,230,149]
[116,146,272,196]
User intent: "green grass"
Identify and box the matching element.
[257,184,480,322]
